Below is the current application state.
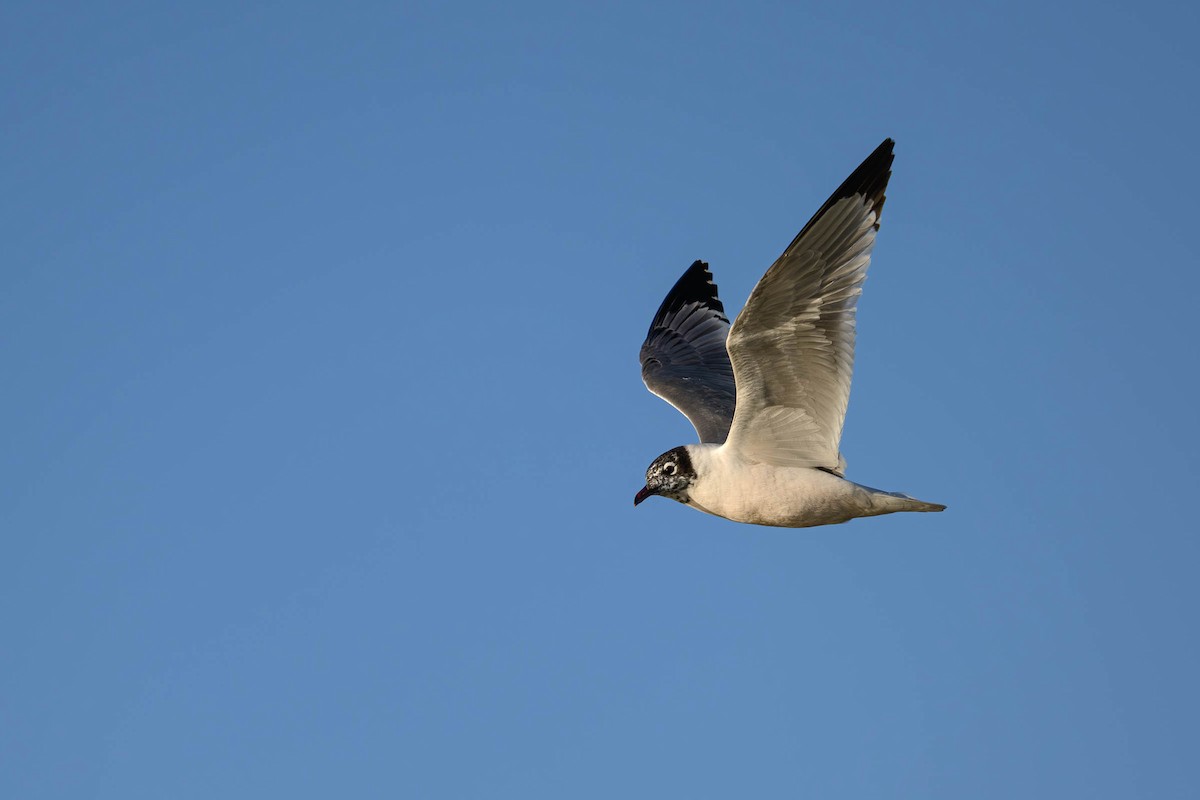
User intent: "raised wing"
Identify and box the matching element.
[724,138,894,469]
[640,260,737,443]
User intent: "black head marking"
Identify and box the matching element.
[649,446,695,481]
[640,446,697,505]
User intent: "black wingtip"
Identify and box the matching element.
[828,138,894,224]
[784,138,895,252]
[675,260,723,310]
[648,259,728,334]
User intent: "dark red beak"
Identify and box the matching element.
[634,486,654,506]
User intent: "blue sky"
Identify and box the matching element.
[3,1,1198,797]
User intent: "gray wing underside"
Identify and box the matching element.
[725,139,895,471]
[640,260,737,443]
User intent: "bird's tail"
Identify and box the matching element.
[874,490,946,514]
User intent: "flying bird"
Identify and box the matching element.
[635,139,945,527]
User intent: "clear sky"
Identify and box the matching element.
[3,1,1198,797]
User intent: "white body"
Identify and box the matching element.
[636,141,945,527]
[683,445,938,528]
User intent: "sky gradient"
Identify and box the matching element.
[3,1,1199,797]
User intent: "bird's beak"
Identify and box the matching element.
[634,485,654,506]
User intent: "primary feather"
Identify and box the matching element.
[639,260,736,444]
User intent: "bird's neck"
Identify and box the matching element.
[682,443,723,479]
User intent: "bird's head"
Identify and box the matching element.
[634,446,697,506]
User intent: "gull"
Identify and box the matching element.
[634,139,945,527]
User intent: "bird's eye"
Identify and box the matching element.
[663,462,676,475]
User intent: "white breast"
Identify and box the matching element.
[685,445,878,528]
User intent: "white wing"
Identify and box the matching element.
[724,139,894,470]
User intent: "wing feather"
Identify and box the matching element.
[640,260,737,443]
[724,139,895,469]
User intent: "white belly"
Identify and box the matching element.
[686,456,880,528]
